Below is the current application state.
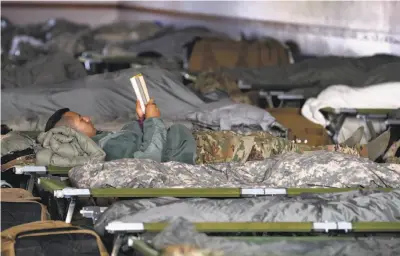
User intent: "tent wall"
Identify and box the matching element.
[2,1,399,56]
[130,1,399,34]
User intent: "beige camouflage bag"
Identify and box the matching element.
[188,37,290,72]
[191,72,257,105]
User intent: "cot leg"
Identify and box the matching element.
[365,119,377,140]
[26,173,36,193]
[327,113,346,144]
[266,94,275,108]
[111,234,124,256]
[65,197,76,224]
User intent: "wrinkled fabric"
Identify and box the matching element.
[1,19,166,59]
[1,66,203,128]
[145,218,400,256]
[0,131,36,157]
[221,54,400,98]
[1,52,87,89]
[8,35,46,62]
[91,119,196,164]
[93,22,163,44]
[1,18,90,59]
[301,82,400,127]
[92,118,167,163]
[94,190,400,236]
[1,17,16,56]
[190,72,256,105]
[36,126,105,167]
[104,26,231,61]
[1,67,283,135]
[193,130,362,164]
[176,98,283,134]
[69,151,400,189]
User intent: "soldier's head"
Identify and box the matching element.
[45,108,97,137]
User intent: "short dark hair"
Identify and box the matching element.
[44,108,70,132]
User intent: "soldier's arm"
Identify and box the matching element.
[133,117,167,162]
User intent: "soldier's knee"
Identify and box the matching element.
[168,124,192,138]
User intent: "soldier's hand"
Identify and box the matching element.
[136,100,144,120]
[145,99,161,119]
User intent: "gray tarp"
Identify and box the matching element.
[224,54,400,97]
[146,218,400,256]
[1,18,165,58]
[104,26,231,61]
[94,189,400,236]
[1,67,279,133]
[2,18,229,60]
[1,18,90,60]
[68,151,400,189]
[1,66,203,123]
[1,52,87,89]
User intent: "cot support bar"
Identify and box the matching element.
[54,188,91,198]
[90,188,242,197]
[38,178,68,192]
[106,221,400,234]
[14,165,47,175]
[43,184,393,199]
[65,197,76,224]
[14,165,71,175]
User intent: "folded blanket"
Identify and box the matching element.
[36,126,106,167]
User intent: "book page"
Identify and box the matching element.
[130,74,150,114]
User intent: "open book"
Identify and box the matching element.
[130,74,150,114]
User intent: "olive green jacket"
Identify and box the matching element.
[91,117,196,164]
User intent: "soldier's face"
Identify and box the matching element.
[63,111,96,137]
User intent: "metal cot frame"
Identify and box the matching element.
[37,177,393,224]
[321,107,400,143]
[106,220,400,256]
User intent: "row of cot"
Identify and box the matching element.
[2,31,400,255]
[2,108,400,256]
[2,156,400,255]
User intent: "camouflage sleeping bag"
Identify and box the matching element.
[136,218,400,256]
[68,151,400,189]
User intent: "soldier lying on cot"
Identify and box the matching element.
[44,101,391,165]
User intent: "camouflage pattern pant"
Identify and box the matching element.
[194,131,362,164]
